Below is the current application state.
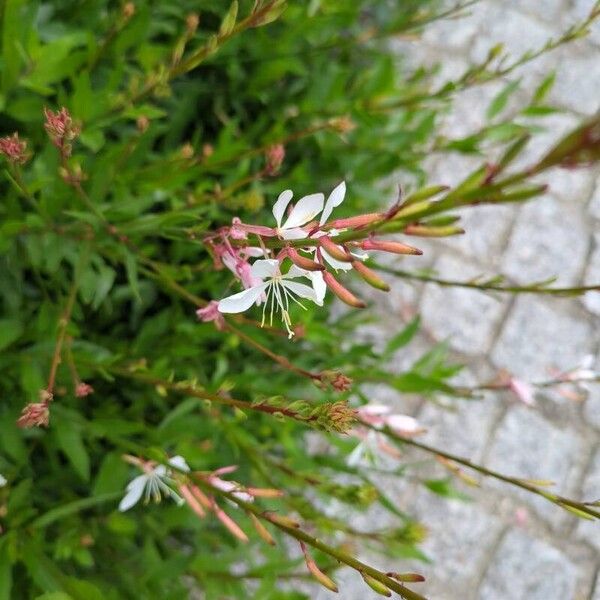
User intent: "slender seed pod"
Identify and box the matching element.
[361,573,392,597]
[404,224,465,237]
[249,512,276,546]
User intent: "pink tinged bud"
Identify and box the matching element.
[322,271,366,308]
[263,512,300,529]
[326,213,381,230]
[509,378,535,406]
[265,143,285,175]
[351,261,390,291]
[318,235,351,261]
[229,217,248,240]
[0,133,29,164]
[17,402,50,428]
[360,239,422,255]
[190,485,212,509]
[245,487,284,498]
[212,500,249,542]
[231,223,277,237]
[286,247,324,271]
[300,542,339,593]
[43,107,80,154]
[75,382,94,398]
[179,484,206,517]
[249,512,276,545]
[196,301,226,330]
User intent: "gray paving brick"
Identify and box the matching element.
[479,529,579,600]
[485,406,584,519]
[590,181,600,220]
[501,196,590,286]
[583,233,600,316]
[575,450,600,552]
[492,296,595,379]
[550,53,600,114]
[420,254,508,355]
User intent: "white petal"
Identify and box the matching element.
[320,181,346,225]
[386,414,420,434]
[347,441,366,467]
[0,474,6,487]
[154,465,168,477]
[361,404,391,416]
[282,193,324,229]
[218,283,268,313]
[169,455,190,472]
[281,280,319,303]
[284,264,310,279]
[250,259,280,279]
[307,271,327,304]
[272,189,293,228]
[281,227,308,240]
[119,475,148,511]
[243,247,265,258]
[321,248,353,271]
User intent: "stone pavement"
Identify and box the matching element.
[344,1,600,599]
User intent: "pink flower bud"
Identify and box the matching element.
[265,143,285,175]
[360,239,422,255]
[286,247,324,271]
[75,382,94,398]
[322,271,366,308]
[318,235,351,261]
[326,213,381,230]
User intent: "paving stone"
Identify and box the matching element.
[479,529,579,600]
[589,180,600,220]
[575,450,600,552]
[420,254,507,355]
[501,196,590,286]
[550,53,600,114]
[418,367,503,462]
[405,489,503,599]
[485,406,584,519]
[583,353,600,429]
[583,233,600,316]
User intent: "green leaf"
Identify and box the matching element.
[532,71,556,104]
[486,79,520,120]
[123,250,141,302]
[53,419,90,482]
[384,317,420,357]
[424,478,471,501]
[0,319,23,351]
[0,538,13,600]
[31,493,120,529]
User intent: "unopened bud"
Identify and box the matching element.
[323,271,366,308]
[136,115,149,133]
[265,143,285,175]
[328,115,356,134]
[360,239,422,255]
[319,235,351,261]
[263,512,300,529]
[361,574,391,597]
[301,542,339,593]
[287,248,324,271]
[352,261,390,291]
[327,213,381,230]
[123,2,135,19]
[386,572,425,583]
[180,143,194,159]
[202,143,214,158]
[404,224,464,237]
[75,382,94,398]
[186,13,199,34]
[249,512,276,545]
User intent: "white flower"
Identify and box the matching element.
[272,189,324,239]
[319,180,346,227]
[0,473,6,487]
[210,477,254,504]
[119,455,190,512]
[218,259,325,338]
